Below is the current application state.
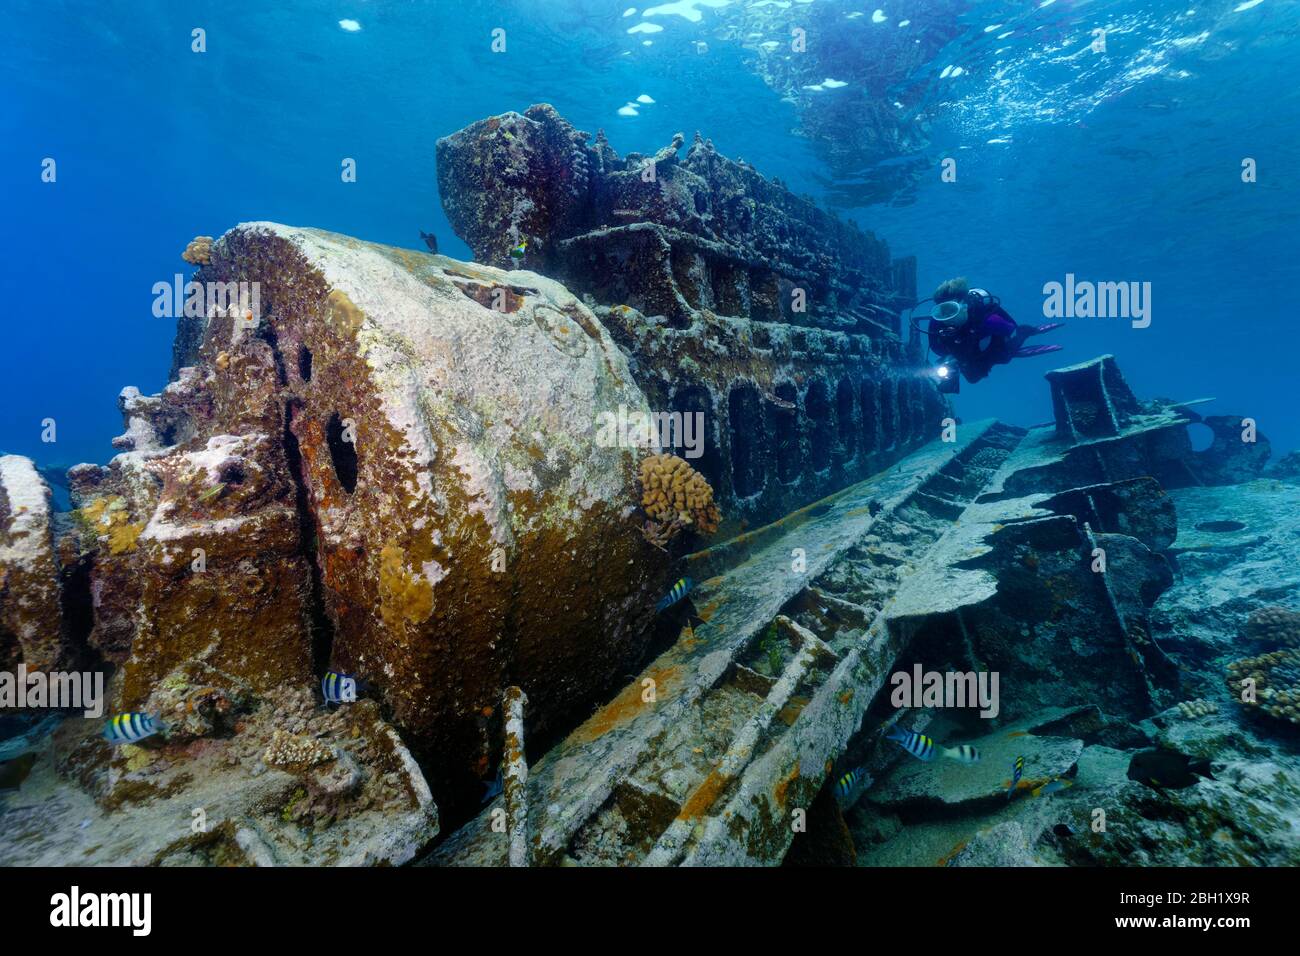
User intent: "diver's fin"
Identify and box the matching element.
[1027,322,1065,336]
[1014,344,1064,358]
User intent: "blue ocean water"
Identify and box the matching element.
[3,0,1297,469]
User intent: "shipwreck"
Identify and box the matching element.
[2,107,1297,868]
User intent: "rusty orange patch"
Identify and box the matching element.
[772,761,801,808]
[937,839,969,867]
[678,769,729,820]
[573,665,680,743]
[696,596,725,621]
[777,695,809,727]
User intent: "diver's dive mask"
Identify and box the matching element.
[929,299,968,328]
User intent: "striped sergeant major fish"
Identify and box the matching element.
[655,576,694,613]
[321,671,363,704]
[1007,755,1026,799]
[835,767,869,802]
[103,713,166,745]
[885,725,937,761]
[943,744,981,764]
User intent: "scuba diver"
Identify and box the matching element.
[912,278,1064,394]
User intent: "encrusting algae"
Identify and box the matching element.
[378,542,435,629]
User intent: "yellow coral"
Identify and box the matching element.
[182,235,213,265]
[78,496,109,526]
[638,453,721,538]
[74,496,144,554]
[379,543,434,628]
[326,288,365,337]
[107,520,145,555]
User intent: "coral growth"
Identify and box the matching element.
[145,657,253,743]
[76,495,145,556]
[182,235,213,265]
[1176,698,1218,719]
[263,728,336,774]
[1244,605,1300,647]
[639,453,721,541]
[1226,649,1300,725]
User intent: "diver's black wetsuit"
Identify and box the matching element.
[930,293,1062,383]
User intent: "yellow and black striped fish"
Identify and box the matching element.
[943,744,981,764]
[835,767,866,800]
[1007,754,1026,799]
[103,712,164,745]
[656,576,694,613]
[886,726,937,761]
[321,671,362,704]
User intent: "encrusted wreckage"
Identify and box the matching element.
[1,105,949,863]
[431,355,1295,867]
[437,104,946,529]
[2,105,1295,867]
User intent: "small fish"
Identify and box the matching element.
[943,744,981,764]
[103,712,166,745]
[321,671,363,704]
[1033,778,1074,797]
[509,239,528,260]
[656,576,694,613]
[481,768,504,803]
[419,230,439,254]
[835,767,868,800]
[1007,754,1025,799]
[1126,749,1215,791]
[1052,823,1074,839]
[886,726,937,761]
[0,753,37,791]
[196,483,226,504]
[867,499,883,517]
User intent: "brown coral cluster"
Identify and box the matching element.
[181,235,213,265]
[639,453,720,541]
[1226,649,1300,725]
[1244,605,1300,647]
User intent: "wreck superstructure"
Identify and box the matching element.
[437,105,947,529]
